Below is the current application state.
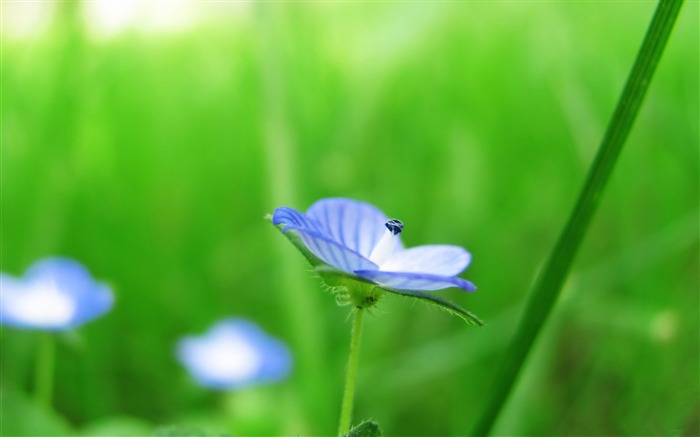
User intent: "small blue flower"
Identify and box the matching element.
[177,318,292,390]
[0,258,114,331]
[272,198,476,292]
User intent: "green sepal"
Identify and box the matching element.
[313,265,385,309]
[381,286,485,326]
[343,420,382,437]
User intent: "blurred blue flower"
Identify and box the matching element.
[0,258,114,331]
[177,319,291,390]
[273,198,476,292]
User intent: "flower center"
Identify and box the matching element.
[369,219,404,266]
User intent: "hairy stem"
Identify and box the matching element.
[338,308,365,436]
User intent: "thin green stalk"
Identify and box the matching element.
[338,309,365,436]
[34,333,55,409]
[471,1,684,435]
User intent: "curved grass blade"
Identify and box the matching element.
[471,1,685,434]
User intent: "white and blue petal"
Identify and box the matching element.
[176,318,291,390]
[272,206,326,235]
[283,225,377,274]
[70,283,114,328]
[354,270,476,292]
[306,198,401,259]
[0,274,72,329]
[380,245,471,276]
[0,258,113,331]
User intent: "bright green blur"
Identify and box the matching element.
[2,2,698,436]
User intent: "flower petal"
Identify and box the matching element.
[306,198,399,258]
[380,245,472,276]
[70,283,114,327]
[355,270,476,291]
[177,318,291,390]
[272,206,326,235]
[0,258,113,331]
[26,258,95,296]
[27,258,114,329]
[0,274,33,328]
[284,226,378,274]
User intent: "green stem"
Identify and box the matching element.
[34,333,56,409]
[471,1,684,435]
[338,309,365,436]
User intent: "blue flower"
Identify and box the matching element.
[0,258,114,331]
[177,318,292,390]
[272,198,477,293]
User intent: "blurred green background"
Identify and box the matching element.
[2,1,698,436]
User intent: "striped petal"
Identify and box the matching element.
[355,270,476,291]
[285,226,377,274]
[380,245,471,276]
[272,206,326,235]
[307,198,400,259]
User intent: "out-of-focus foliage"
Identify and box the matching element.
[2,1,698,436]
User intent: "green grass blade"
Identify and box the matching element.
[471,1,685,435]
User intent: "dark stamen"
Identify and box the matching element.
[385,219,404,235]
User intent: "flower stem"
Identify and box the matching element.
[471,1,685,435]
[34,333,55,410]
[337,308,365,436]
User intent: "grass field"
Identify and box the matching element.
[2,1,698,436]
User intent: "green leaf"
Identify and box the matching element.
[0,385,74,436]
[343,420,382,437]
[382,286,484,326]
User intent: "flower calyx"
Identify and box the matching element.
[315,265,385,309]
